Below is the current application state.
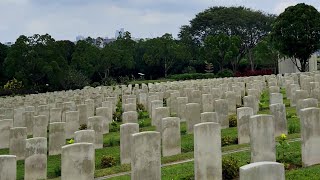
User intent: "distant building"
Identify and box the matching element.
[76,35,85,42]
[4,42,14,46]
[115,28,125,39]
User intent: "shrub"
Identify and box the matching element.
[216,69,234,78]
[79,124,87,130]
[228,114,237,127]
[182,66,197,74]
[222,136,237,146]
[113,111,122,122]
[222,157,239,180]
[63,69,90,90]
[288,121,300,134]
[100,155,116,168]
[3,78,23,91]
[54,166,61,177]
[109,121,119,132]
[138,111,148,119]
[168,73,215,81]
[137,103,145,112]
[67,139,74,144]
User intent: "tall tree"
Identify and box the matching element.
[4,34,67,89]
[201,34,241,72]
[180,6,275,71]
[271,3,320,72]
[0,42,9,84]
[98,31,135,80]
[143,33,190,77]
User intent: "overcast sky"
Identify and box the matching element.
[1,0,319,42]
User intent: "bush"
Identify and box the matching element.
[79,124,87,130]
[216,69,234,78]
[228,114,237,127]
[3,78,23,91]
[168,73,215,81]
[137,103,145,112]
[222,157,239,180]
[109,121,119,132]
[288,121,300,134]
[100,155,116,168]
[222,136,237,146]
[63,69,90,90]
[182,66,197,74]
[54,166,61,177]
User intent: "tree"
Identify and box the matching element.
[201,34,241,72]
[4,34,67,90]
[143,33,190,77]
[253,36,281,72]
[71,40,100,79]
[0,43,9,84]
[98,31,135,81]
[56,40,75,65]
[180,6,275,71]
[271,3,320,72]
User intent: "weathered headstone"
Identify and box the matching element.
[96,107,112,134]
[50,108,62,123]
[215,99,229,128]
[49,122,65,155]
[194,122,222,180]
[154,107,170,132]
[202,94,214,112]
[77,104,88,125]
[65,111,80,139]
[87,116,104,149]
[269,104,288,136]
[74,130,95,144]
[177,97,188,122]
[9,127,27,160]
[131,131,161,180]
[200,112,218,123]
[122,111,138,124]
[23,111,34,135]
[25,137,47,180]
[162,117,181,157]
[239,161,285,180]
[33,115,48,138]
[237,107,253,144]
[0,119,13,149]
[0,155,16,180]
[186,103,201,134]
[300,107,320,167]
[120,123,139,164]
[243,95,258,114]
[250,115,276,162]
[61,143,95,180]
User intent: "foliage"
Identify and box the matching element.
[79,124,87,130]
[113,97,123,122]
[228,114,237,127]
[221,136,238,146]
[182,66,197,74]
[181,6,275,71]
[277,134,290,163]
[100,155,117,168]
[137,103,145,112]
[67,139,74,144]
[271,3,320,72]
[288,121,300,134]
[217,69,234,78]
[109,121,120,132]
[235,69,273,77]
[3,78,23,91]
[201,34,241,72]
[168,73,215,80]
[222,156,240,180]
[63,69,90,90]
[104,136,120,147]
[54,166,61,177]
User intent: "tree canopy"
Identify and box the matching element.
[271,3,320,72]
[180,6,276,71]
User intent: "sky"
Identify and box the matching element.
[1,0,319,43]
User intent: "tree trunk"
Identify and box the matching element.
[248,49,254,71]
[300,59,308,72]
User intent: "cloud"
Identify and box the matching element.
[1,0,320,42]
